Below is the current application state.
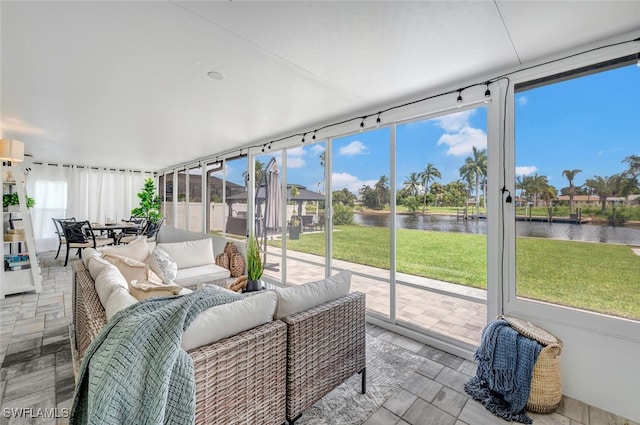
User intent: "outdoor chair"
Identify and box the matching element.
[119,217,164,244]
[301,215,314,232]
[52,217,76,259]
[60,220,115,266]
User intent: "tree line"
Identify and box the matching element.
[336,152,640,215]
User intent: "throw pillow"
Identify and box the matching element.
[103,254,162,285]
[272,270,351,319]
[128,279,182,301]
[146,247,178,283]
[100,236,151,263]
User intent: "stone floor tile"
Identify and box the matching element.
[415,357,444,379]
[416,346,464,369]
[362,407,400,425]
[382,388,417,417]
[1,347,43,368]
[557,396,590,424]
[528,412,572,425]
[432,387,468,418]
[377,331,425,353]
[3,368,55,403]
[458,400,509,425]
[400,372,443,403]
[456,359,476,377]
[0,354,55,382]
[402,398,456,425]
[5,336,42,356]
[434,366,470,394]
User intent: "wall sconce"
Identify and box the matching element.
[0,139,25,164]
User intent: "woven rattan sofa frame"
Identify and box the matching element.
[71,260,287,425]
[283,292,366,425]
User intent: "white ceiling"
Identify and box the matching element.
[2,1,639,171]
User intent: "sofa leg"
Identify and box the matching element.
[359,367,367,394]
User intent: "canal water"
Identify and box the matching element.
[352,213,640,245]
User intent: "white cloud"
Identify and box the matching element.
[436,126,487,156]
[309,144,325,156]
[332,172,376,194]
[339,140,367,156]
[516,96,528,106]
[286,147,306,168]
[515,166,538,176]
[433,110,475,132]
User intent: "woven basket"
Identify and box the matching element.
[501,315,563,414]
[229,252,245,277]
[224,241,239,256]
[215,252,229,269]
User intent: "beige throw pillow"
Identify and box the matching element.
[103,254,162,286]
[100,236,151,263]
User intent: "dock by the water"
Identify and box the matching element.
[516,215,589,224]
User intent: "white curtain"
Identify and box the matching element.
[26,164,70,252]
[28,163,153,252]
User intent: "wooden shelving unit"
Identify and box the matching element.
[2,164,42,298]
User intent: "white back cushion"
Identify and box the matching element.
[157,238,214,269]
[273,270,351,319]
[93,262,129,307]
[182,290,277,351]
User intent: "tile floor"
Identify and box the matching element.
[1,251,637,425]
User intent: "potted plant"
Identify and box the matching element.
[246,235,263,292]
[3,192,35,211]
[131,178,161,223]
[289,215,301,240]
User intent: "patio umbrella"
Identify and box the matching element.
[264,158,282,230]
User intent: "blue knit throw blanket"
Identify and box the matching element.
[69,287,243,425]
[464,319,542,424]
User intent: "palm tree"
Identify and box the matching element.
[585,175,616,213]
[562,169,582,214]
[540,184,557,208]
[516,174,530,205]
[242,159,266,189]
[402,172,421,197]
[374,175,389,206]
[458,147,487,214]
[623,155,640,177]
[418,163,441,213]
[527,174,549,207]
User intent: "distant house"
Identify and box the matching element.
[555,194,640,207]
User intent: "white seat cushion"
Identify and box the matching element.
[174,264,230,287]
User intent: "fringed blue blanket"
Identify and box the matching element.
[69,287,243,425]
[464,319,542,424]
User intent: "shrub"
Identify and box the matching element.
[333,203,354,225]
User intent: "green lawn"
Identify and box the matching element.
[270,225,640,320]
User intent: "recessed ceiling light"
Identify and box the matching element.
[207,71,224,80]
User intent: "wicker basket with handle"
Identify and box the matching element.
[501,315,563,414]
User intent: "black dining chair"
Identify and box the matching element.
[60,220,115,266]
[52,217,76,260]
[118,217,164,244]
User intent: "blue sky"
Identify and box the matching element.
[225,63,638,195]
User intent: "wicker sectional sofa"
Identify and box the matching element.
[72,259,287,425]
[71,257,366,425]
